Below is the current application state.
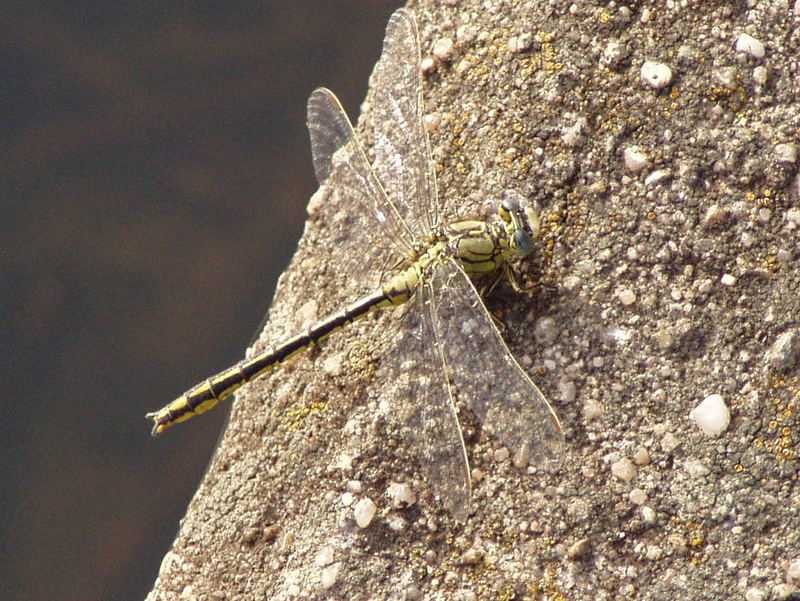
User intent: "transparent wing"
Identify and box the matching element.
[307,87,415,258]
[430,259,565,470]
[370,9,439,238]
[368,8,439,237]
[303,8,437,301]
[380,284,471,519]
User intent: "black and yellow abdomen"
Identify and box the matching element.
[146,220,510,435]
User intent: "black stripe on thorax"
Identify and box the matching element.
[457,250,501,265]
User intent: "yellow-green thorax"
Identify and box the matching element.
[381,193,540,305]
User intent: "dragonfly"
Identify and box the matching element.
[146,9,564,518]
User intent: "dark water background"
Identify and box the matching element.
[1,2,399,599]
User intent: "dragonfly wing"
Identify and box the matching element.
[380,283,471,519]
[367,9,439,238]
[429,259,565,470]
[304,10,437,306]
[307,87,414,258]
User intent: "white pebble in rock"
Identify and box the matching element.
[787,557,800,579]
[617,288,636,306]
[735,33,765,59]
[583,398,605,421]
[508,33,533,53]
[766,329,800,371]
[703,204,727,228]
[420,56,437,75]
[644,169,670,186]
[432,38,455,62]
[633,448,651,466]
[386,513,407,532]
[353,497,377,528]
[772,584,799,600]
[602,41,628,68]
[683,459,710,478]
[775,143,798,165]
[386,482,416,509]
[423,112,440,132]
[689,394,730,436]
[660,431,681,453]
[713,66,738,88]
[611,458,637,483]
[629,488,648,505]
[640,61,673,89]
[494,447,510,463]
[320,562,339,589]
[559,379,577,403]
[322,353,343,376]
[745,588,766,601]
[534,316,559,345]
[315,546,334,567]
[623,146,649,172]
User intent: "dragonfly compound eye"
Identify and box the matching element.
[514,229,533,257]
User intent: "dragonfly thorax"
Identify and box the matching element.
[442,219,514,279]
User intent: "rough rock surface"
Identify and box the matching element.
[148,1,800,599]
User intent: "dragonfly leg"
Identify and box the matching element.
[503,263,534,294]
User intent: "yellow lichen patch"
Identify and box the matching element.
[750,378,800,463]
[528,562,567,601]
[667,517,709,564]
[536,202,586,263]
[759,253,780,273]
[344,337,378,383]
[450,526,566,601]
[285,398,328,431]
[755,189,775,208]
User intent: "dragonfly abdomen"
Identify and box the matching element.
[147,222,512,436]
[147,283,409,435]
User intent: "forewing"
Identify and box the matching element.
[303,9,437,301]
[429,260,565,470]
[307,88,414,258]
[379,284,471,519]
[368,9,438,237]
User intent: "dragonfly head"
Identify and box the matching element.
[498,191,541,258]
